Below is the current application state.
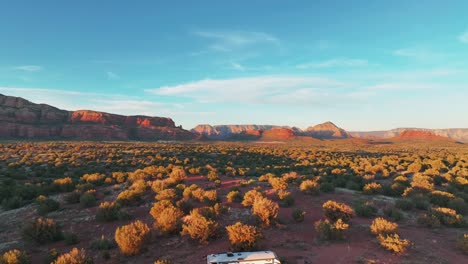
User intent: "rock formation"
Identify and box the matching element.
[0,94,194,140]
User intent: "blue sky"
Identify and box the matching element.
[1,0,468,130]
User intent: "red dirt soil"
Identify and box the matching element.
[1,175,466,264]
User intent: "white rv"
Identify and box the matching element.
[207,251,281,264]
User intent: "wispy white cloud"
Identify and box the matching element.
[145,76,356,105]
[296,58,368,69]
[193,30,279,52]
[392,48,447,61]
[230,62,245,71]
[13,65,42,72]
[459,30,468,43]
[365,83,440,91]
[0,87,184,117]
[106,71,120,80]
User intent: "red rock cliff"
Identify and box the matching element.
[0,94,194,140]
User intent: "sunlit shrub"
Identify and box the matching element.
[315,219,349,241]
[152,204,184,234]
[431,207,464,227]
[322,200,354,223]
[52,177,74,192]
[96,201,128,222]
[226,191,242,203]
[226,222,262,251]
[362,182,383,195]
[115,220,151,256]
[242,190,264,207]
[181,210,218,244]
[80,173,105,186]
[429,190,455,207]
[370,217,398,235]
[155,189,178,201]
[0,249,30,264]
[52,248,93,264]
[377,233,410,254]
[252,197,279,227]
[299,180,320,195]
[268,177,288,191]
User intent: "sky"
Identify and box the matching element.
[1,0,468,131]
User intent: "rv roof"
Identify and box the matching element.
[207,251,278,263]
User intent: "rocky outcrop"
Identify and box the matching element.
[351,128,468,143]
[392,130,452,141]
[260,128,295,141]
[303,121,351,139]
[191,124,283,140]
[0,94,195,140]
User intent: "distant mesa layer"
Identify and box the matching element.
[191,122,351,141]
[391,130,452,141]
[0,94,194,140]
[351,128,468,143]
[303,121,352,139]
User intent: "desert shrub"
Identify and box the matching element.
[90,235,116,250]
[226,222,262,251]
[207,170,219,182]
[431,207,464,227]
[320,182,335,193]
[52,248,93,264]
[456,234,468,254]
[182,184,199,199]
[363,182,383,195]
[154,259,172,264]
[1,196,24,210]
[22,218,63,243]
[277,190,294,207]
[354,201,377,218]
[322,200,355,223]
[395,199,414,211]
[76,183,94,193]
[53,177,74,192]
[202,190,218,205]
[81,173,105,186]
[152,204,184,234]
[176,198,194,214]
[96,201,128,222]
[155,189,178,201]
[448,198,468,215]
[64,232,79,245]
[64,191,81,204]
[36,196,60,215]
[116,189,142,206]
[252,197,279,227]
[168,167,186,184]
[429,190,455,207]
[181,210,218,244]
[417,213,442,228]
[242,190,264,207]
[0,249,30,264]
[370,218,398,235]
[377,234,410,254]
[269,177,288,191]
[411,196,430,210]
[300,180,320,195]
[80,190,96,208]
[383,206,404,222]
[115,220,151,256]
[151,180,169,193]
[315,219,349,241]
[112,172,128,183]
[292,208,306,222]
[43,249,60,264]
[226,191,242,203]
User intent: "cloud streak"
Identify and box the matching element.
[296,58,368,69]
[13,65,42,72]
[459,30,468,43]
[193,30,279,51]
[145,75,358,105]
[106,71,120,80]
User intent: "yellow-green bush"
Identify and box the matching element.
[181,210,218,244]
[252,197,279,227]
[377,233,410,254]
[322,200,355,223]
[52,248,93,264]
